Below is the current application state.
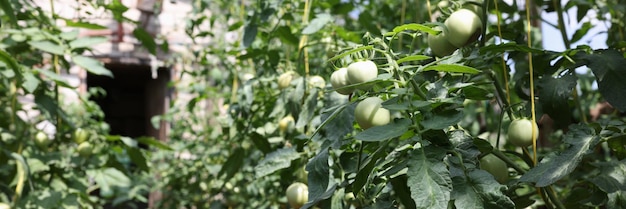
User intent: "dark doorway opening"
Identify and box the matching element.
[87,64,170,140]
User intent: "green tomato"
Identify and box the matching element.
[77,142,93,157]
[463,0,484,21]
[278,115,295,133]
[444,8,482,47]
[73,128,89,144]
[278,71,297,89]
[330,68,354,95]
[507,118,539,147]
[428,26,458,57]
[308,75,326,89]
[354,97,391,130]
[346,60,378,90]
[286,182,308,208]
[35,131,50,149]
[480,154,508,184]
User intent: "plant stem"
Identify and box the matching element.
[552,0,571,48]
[488,70,514,120]
[491,148,526,174]
[546,185,566,209]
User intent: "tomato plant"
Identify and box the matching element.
[507,118,539,147]
[330,67,354,95]
[354,97,391,130]
[346,60,378,90]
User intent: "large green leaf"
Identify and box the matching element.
[519,124,599,187]
[537,74,577,128]
[72,55,113,77]
[69,37,108,49]
[133,28,157,55]
[254,147,300,178]
[424,64,480,74]
[302,13,333,35]
[451,170,515,209]
[589,160,626,193]
[575,49,626,112]
[217,147,245,182]
[29,41,66,55]
[355,118,411,141]
[88,167,132,188]
[407,146,452,209]
[421,108,464,130]
[304,149,332,208]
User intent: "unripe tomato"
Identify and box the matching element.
[0,202,10,209]
[35,131,50,149]
[73,128,89,144]
[464,1,484,21]
[354,97,391,129]
[77,142,93,157]
[480,154,508,184]
[279,115,295,133]
[240,73,254,83]
[444,9,482,47]
[428,26,458,57]
[346,60,378,90]
[278,71,298,89]
[507,118,539,147]
[286,182,308,208]
[308,75,326,89]
[330,68,354,95]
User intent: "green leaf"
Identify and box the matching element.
[127,147,149,172]
[69,37,108,49]
[390,175,417,209]
[0,0,17,26]
[462,85,494,100]
[388,23,438,36]
[242,22,258,48]
[479,42,545,54]
[254,147,300,178]
[589,160,626,193]
[407,146,452,209]
[355,118,411,141]
[537,74,576,128]
[296,88,319,128]
[575,49,626,112]
[250,132,272,154]
[302,13,333,35]
[29,41,66,55]
[424,64,480,74]
[63,19,108,29]
[133,28,157,55]
[570,22,592,44]
[136,136,173,150]
[88,167,132,188]
[306,149,331,206]
[217,148,245,182]
[0,49,20,73]
[275,26,299,46]
[21,70,40,93]
[397,55,432,64]
[72,55,113,77]
[421,108,464,130]
[519,124,599,187]
[35,68,74,88]
[451,170,515,209]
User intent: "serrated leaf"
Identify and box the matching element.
[389,23,438,35]
[29,41,66,55]
[302,13,333,35]
[305,149,331,207]
[589,160,626,193]
[407,146,452,209]
[575,49,626,112]
[254,148,300,178]
[72,55,113,77]
[520,124,599,187]
[451,170,515,209]
[397,55,432,64]
[421,108,464,130]
[537,74,576,128]
[424,64,480,74]
[355,118,411,141]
